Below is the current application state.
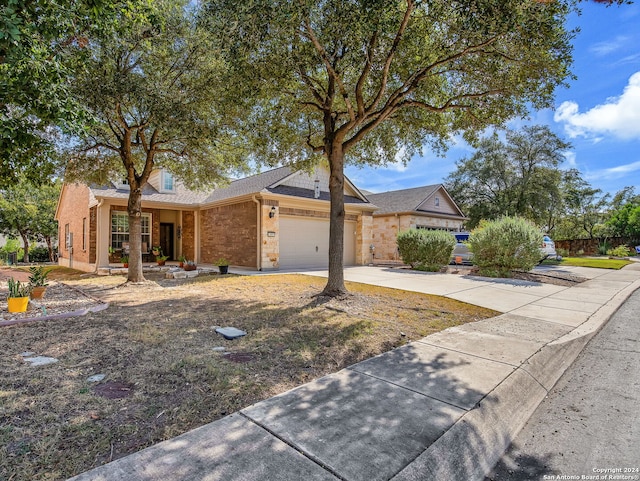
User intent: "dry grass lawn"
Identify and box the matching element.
[0,271,497,481]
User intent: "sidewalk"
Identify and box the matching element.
[69,263,640,481]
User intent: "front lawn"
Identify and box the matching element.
[541,256,634,269]
[0,272,497,481]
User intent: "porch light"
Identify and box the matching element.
[314,179,320,199]
[269,206,277,218]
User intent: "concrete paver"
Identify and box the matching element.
[67,262,640,481]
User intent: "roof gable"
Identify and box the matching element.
[367,184,465,218]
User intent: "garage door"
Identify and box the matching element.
[279,217,356,269]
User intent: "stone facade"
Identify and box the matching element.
[200,201,257,267]
[372,214,464,262]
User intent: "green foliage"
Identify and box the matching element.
[7,278,30,298]
[606,245,632,257]
[214,258,229,266]
[28,266,50,287]
[397,229,455,272]
[597,242,611,255]
[468,216,542,277]
[556,247,569,258]
[446,126,571,229]
[28,245,52,262]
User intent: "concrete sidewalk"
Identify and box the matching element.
[69,263,640,481]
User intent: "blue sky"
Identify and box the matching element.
[346,2,640,196]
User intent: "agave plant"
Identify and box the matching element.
[28,266,51,288]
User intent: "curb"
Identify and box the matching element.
[391,278,640,481]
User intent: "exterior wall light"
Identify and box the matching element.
[269,206,277,218]
[314,179,320,199]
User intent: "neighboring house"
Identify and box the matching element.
[366,185,467,263]
[55,165,376,272]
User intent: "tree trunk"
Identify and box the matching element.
[321,143,348,297]
[45,236,54,262]
[127,185,145,283]
[20,231,30,263]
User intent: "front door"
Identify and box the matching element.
[159,223,174,260]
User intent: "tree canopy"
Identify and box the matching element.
[208,0,577,295]
[64,0,249,282]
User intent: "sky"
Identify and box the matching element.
[346,2,640,197]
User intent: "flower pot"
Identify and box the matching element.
[30,286,47,300]
[8,297,29,313]
[157,260,166,266]
[184,264,197,271]
[123,263,129,268]
[218,265,229,274]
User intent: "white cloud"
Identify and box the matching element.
[554,71,640,140]
[563,151,577,168]
[586,160,640,181]
[589,36,630,56]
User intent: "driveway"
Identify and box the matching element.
[300,264,637,325]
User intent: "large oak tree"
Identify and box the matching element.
[209,0,578,296]
[65,0,247,282]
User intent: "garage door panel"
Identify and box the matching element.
[280,217,356,269]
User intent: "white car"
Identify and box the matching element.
[540,235,561,261]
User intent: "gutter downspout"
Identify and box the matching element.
[94,199,104,273]
[252,196,262,271]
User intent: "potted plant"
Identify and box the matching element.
[215,258,229,274]
[152,246,162,257]
[156,254,169,266]
[7,278,30,313]
[183,260,197,271]
[28,266,50,300]
[178,255,186,268]
[121,255,129,268]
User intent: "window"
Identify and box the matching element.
[111,212,151,250]
[434,197,440,207]
[162,171,174,192]
[65,224,70,249]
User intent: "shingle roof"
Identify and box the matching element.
[366,185,441,215]
[203,166,294,203]
[89,182,209,206]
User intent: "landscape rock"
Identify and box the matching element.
[215,327,247,340]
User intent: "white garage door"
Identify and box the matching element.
[279,217,356,269]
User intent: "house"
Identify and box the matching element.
[365,185,467,263]
[54,165,376,272]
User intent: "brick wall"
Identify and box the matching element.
[200,201,257,267]
[56,184,91,265]
[182,211,195,260]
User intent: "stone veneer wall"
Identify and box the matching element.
[200,201,257,267]
[261,200,279,269]
[357,213,374,265]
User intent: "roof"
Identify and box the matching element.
[366,184,466,218]
[88,165,370,207]
[89,182,209,206]
[366,185,441,215]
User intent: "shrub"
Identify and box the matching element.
[556,247,569,258]
[606,245,631,257]
[469,216,542,277]
[597,242,611,255]
[397,229,455,272]
[28,246,51,262]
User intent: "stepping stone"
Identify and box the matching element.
[23,356,58,367]
[212,346,227,352]
[20,351,35,357]
[215,327,247,340]
[87,374,106,383]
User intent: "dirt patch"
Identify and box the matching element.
[0,272,497,481]
[510,270,587,286]
[93,381,135,400]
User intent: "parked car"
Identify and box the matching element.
[450,232,472,265]
[540,235,562,262]
[451,233,562,265]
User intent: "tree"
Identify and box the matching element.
[0,0,119,187]
[0,179,59,262]
[209,0,576,296]
[446,125,570,229]
[64,0,247,283]
[607,187,640,239]
[552,169,609,240]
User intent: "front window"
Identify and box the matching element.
[111,212,151,250]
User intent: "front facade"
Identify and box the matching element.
[55,166,376,272]
[366,185,467,263]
